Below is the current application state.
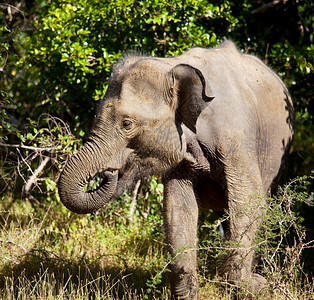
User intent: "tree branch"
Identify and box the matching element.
[251,0,287,14]
[0,142,62,152]
[128,179,141,220]
[22,156,50,205]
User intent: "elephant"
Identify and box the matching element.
[58,40,294,299]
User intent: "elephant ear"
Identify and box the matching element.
[169,64,214,133]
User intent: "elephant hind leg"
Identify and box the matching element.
[220,162,268,292]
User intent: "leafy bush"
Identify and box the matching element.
[198,173,314,297]
[1,1,312,202]
[257,173,314,295]
[11,0,233,132]
[1,0,242,202]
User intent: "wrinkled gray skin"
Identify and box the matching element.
[58,41,294,299]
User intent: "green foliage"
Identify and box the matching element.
[225,1,314,176]
[1,0,247,201]
[256,173,314,292]
[106,176,164,235]
[15,0,232,133]
[198,173,314,297]
[1,0,312,201]
[0,113,78,197]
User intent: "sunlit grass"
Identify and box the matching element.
[1,176,313,300]
[0,193,170,299]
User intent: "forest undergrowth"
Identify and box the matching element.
[0,175,313,300]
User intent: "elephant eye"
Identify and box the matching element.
[122,119,133,130]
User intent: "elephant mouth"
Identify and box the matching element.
[83,169,118,193]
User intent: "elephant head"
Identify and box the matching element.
[58,57,213,214]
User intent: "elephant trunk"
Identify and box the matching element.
[58,141,118,214]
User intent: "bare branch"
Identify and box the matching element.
[251,0,287,14]
[0,239,28,252]
[0,3,25,18]
[128,179,141,220]
[23,155,50,194]
[0,142,66,152]
[22,156,50,205]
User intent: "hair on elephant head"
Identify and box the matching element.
[58,40,294,299]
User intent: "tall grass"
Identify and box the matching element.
[0,175,313,299]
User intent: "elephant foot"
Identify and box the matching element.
[225,272,268,297]
[220,259,268,295]
[171,269,199,299]
[251,273,268,295]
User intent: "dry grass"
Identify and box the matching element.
[0,184,313,299]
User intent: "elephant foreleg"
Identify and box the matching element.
[164,176,199,300]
